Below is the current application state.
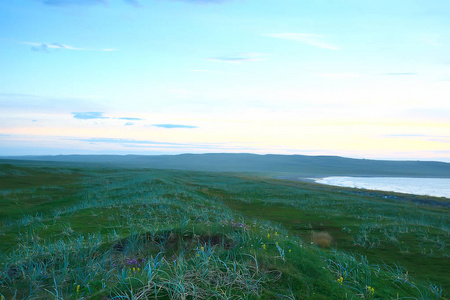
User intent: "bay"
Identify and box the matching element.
[313,177,450,199]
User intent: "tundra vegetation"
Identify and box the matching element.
[0,161,448,299]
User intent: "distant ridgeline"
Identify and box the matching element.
[1,153,450,177]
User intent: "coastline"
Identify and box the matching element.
[280,175,450,207]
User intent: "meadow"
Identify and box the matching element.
[0,161,448,299]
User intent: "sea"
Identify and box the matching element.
[312,177,450,199]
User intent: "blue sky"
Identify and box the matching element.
[0,0,449,161]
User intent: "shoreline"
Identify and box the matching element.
[284,176,450,206]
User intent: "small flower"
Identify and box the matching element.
[267,233,270,238]
[262,244,266,250]
[288,249,291,253]
[76,285,80,293]
[337,277,343,285]
[201,246,204,252]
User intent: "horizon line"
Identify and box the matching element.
[0,152,449,163]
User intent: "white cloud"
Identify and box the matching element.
[418,33,443,47]
[266,33,340,50]
[189,69,238,75]
[206,53,263,63]
[317,73,365,79]
[22,42,115,52]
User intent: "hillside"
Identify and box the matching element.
[2,153,450,177]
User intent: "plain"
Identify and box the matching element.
[0,161,448,299]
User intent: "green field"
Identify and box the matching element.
[0,161,449,299]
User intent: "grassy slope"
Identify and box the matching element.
[0,162,448,299]
[0,163,83,219]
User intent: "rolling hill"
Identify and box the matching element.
[1,153,450,177]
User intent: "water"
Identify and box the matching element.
[312,177,450,198]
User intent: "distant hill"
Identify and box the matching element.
[1,153,450,177]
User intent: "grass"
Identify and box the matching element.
[0,162,448,299]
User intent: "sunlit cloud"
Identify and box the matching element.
[266,33,340,50]
[74,138,182,145]
[69,137,227,150]
[402,108,450,121]
[384,134,450,143]
[153,124,198,129]
[429,138,450,143]
[72,112,108,120]
[382,72,417,76]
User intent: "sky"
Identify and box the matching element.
[0,0,449,161]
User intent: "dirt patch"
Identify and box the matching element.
[311,231,333,248]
